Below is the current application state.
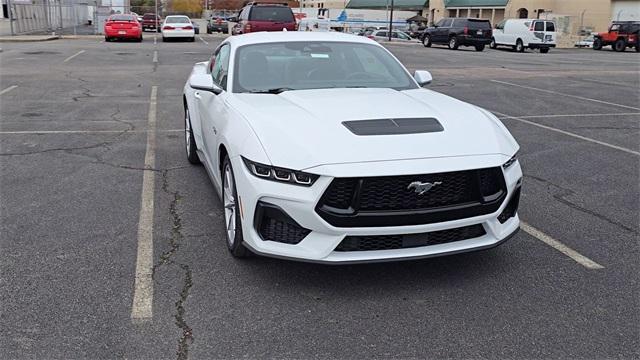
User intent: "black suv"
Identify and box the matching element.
[421,18,492,51]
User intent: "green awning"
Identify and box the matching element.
[444,0,508,7]
[346,0,429,11]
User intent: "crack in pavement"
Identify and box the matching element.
[152,170,194,360]
[525,174,638,235]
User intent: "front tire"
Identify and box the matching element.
[614,38,626,52]
[422,34,432,47]
[184,107,200,165]
[593,38,603,50]
[490,38,497,49]
[448,36,459,50]
[222,156,250,258]
[515,39,525,52]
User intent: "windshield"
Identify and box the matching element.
[165,17,190,24]
[233,41,417,94]
[467,20,491,30]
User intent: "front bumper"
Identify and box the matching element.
[231,155,522,263]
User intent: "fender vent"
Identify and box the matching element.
[342,118,444,136]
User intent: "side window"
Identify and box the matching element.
[534,21,544,31]
[442,19,453,27]
[496,20,506,30]
[397,31,410,40]
[211,45,230,90]
[377,31,387,37]
[435,19,445,27]
[546,21,555,32]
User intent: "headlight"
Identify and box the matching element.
[242,157,319,186]
[502,152,518,169]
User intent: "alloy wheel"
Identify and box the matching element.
[223,163,236,246]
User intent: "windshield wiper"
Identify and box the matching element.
[247,87,293,94]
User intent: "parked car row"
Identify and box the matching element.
[104,13,199,42]
[420,18,556,53]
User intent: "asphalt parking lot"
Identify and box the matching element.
[1,34,638,359]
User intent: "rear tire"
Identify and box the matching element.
[137,36,143,42]
[593,38,603,50]
[105,36,110,42]
[490,38,497,49]
[614,38,626,52]
[189,36,195,42]
[475,44,485,51]
[448,36,459,50]
[515,39,525,52]
[540,47,549,53]
[206,28,212,34]
[422,34,432,47]
[222,156,250,258]
[162,36,167,42]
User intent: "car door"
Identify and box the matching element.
[435,19,452,43]
[196,44,231,170]
[544,21,556,44]
[493,19,507,44]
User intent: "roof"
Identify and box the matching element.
[444,0,508,7]
[225,31,378,47]
[346,0,429,11]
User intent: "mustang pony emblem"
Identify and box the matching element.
[407,181,442,195]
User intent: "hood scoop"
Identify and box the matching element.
[342,118,444,136]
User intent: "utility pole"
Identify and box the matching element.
[387,0,394,42]
[7,0,14,35]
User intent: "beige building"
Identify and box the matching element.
[423,0,640,47]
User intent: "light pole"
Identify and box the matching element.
[387,0,394,41]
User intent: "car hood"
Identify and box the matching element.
[228,88,518,171]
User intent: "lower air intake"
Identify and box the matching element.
[335,224,486,252]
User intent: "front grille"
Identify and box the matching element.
[316,168,506,227]
[255,202,310,244]
[335,224,486,251]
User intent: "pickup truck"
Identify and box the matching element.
[142,13,162,32]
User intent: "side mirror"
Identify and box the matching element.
[228,16,238,22]
[190,74,222,95]
[414,70,432,86]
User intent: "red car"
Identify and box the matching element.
[104,14,143,42]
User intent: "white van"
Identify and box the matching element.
[297,18,330,32]
[490,19,557,53]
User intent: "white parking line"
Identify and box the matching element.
[0,85,17,95]
[152,50,158,63]
[0,129,181,134]
[198,36,208,45]
[521,222,604,269]
[131,86,158,322]
[493,110,640,156]
[499,112,640,120]
[491,80,640,111]
[63,50,85,63]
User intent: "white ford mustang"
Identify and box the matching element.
[182,32,522,263]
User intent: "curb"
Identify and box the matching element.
[0,35,59,42]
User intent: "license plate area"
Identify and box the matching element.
[118,30,126,34]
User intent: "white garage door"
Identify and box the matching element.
[612,0,640,21]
